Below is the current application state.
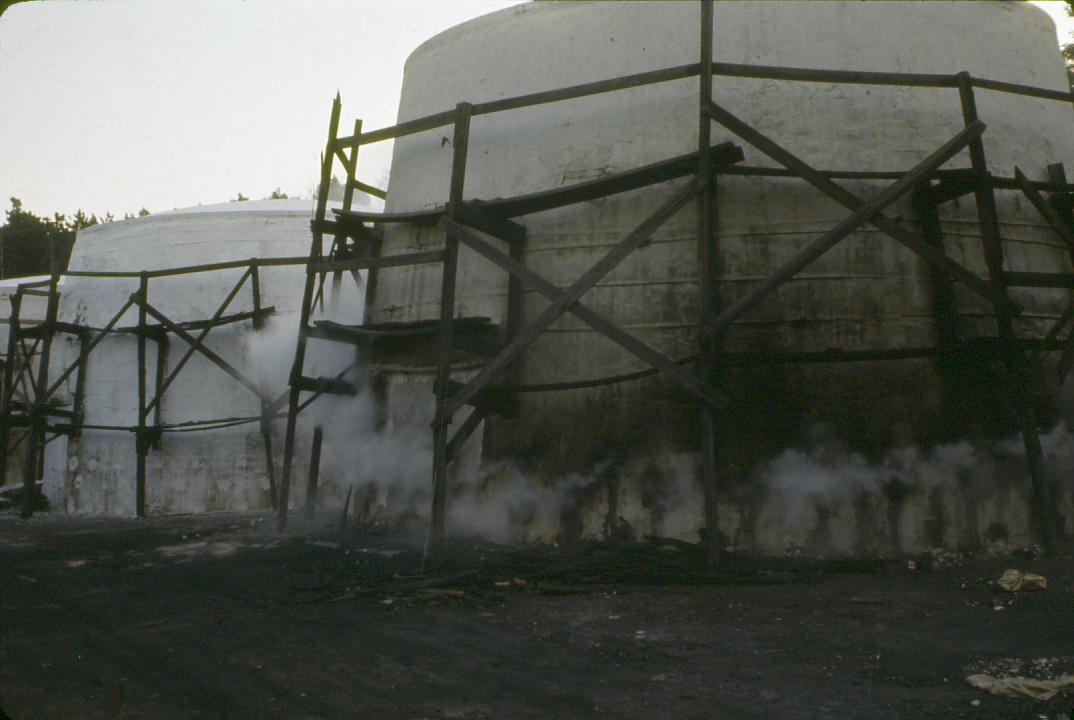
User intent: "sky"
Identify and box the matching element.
[0,0,1071,220]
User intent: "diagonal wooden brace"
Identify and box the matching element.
[1014,167,1074,254]
[1057,329,1074,385]
[42,297,136,401]
[145,267,251,414]
[133,296,268,402]
[705,120,987,339]
[704,100,1017,316]
[443,216,729,415]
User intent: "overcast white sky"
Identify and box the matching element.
[1,1,1071,219]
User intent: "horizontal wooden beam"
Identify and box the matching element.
[1003,271,1074,289]
[471,143,743,218]
[307,316,493,342]
[919,170,979,207]
[454,203,527,244]
[335,143,743,233]
[308,249,445,274]
[293,375,358,396]
[708,61,956,89]
[970,76,1073,103]
[333,62,1067,151]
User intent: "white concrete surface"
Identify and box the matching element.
[35,201,361,515]
[368,1,1074,553]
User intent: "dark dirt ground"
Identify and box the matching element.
[1,512,1072,720]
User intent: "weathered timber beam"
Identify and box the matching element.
[338,65,701,147]
[708,61,955,88]
[1004,271,1074,289]
[333,144,744,233]
[970,76,1073,103]
[442,178,715,418]
[351,179,386,200]
[444,379,518,417]
[454,204,526,243]
[921,170,979,207]
[145,267,251,415]
[1014,167,1074,254]
[443,215,730,413]
[134,297,267,401]
[470,143,744,218]
[704,100,1015,315]
[41,298,136,401]
[292,375,358,396]
[704,119,986,339]
[308,250,445,274]
[445,406,488,463]
[334,62,1067,150]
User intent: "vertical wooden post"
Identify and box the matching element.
[72,332,90,439]
[0,290,22,486]
[251,260,278,508]
[279,93,342,530]
[22,274,61,518]
[958,73,1055,555]
[425,101,471,563]
[912,190,963,440]
[1047,163,1072,539]
[1047,164,1073,242]
[135,273,148,517]
[152,334,167,449]
[305,425,324,518]
[260,402,278,510]
[251,262,264,330]
[697,0,722,566]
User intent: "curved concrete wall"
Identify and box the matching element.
[370,1,1074,552]
[40,201,331,515]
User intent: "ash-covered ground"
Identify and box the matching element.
[1,512,1072,719]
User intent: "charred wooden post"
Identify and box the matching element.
[958,72,1056,555]
[259,401,278,510]
[697,0,722,566]
[912,188,963,440]
[0,289,23,485]
[21,274,61,517]
[305,425,324,518]
[71,331,90,439]
[250,262,264,330]
[1048,164,1073,231]
[426,101,472,563]
[135,272,149,517]
[151,334,168,449]
[279,93,342,530]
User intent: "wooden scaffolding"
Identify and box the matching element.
[275,1,1074,563]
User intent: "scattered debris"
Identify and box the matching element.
[997,569,1047,592]
[966,673,1074,701]
[306,540,341,550]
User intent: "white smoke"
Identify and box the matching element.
[746,422,1074,554]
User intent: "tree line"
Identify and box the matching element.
[0,188,291,280]
[0,198,150,280]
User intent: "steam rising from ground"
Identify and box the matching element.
[247,315,1073,553]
